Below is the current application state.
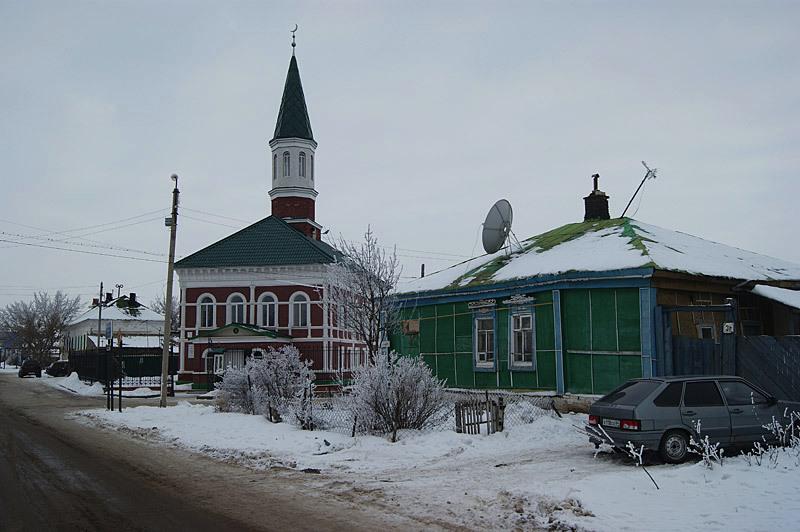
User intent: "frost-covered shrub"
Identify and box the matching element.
[349,351,448,442]
[215,345,316,429]
[216,366,255,414]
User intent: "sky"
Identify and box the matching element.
[1,0,798,309]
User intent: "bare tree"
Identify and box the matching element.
[149,295,180,337]
[327,227,401,361]
[0,291,81,365]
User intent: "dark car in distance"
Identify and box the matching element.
[586,376,800,463]
[18,359,42,378]
[45,360,71,377]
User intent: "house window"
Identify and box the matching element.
[291,292,310,327]
[474,315,494,368]
[227,294,246,324]
[511,312,534,368]
[283,151,290,177]
[258,293,277,328]
[299,151,306,177]
[198,295,215,328]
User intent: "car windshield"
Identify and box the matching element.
[597,380,660,406]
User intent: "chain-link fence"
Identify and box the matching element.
[306,389,558,436]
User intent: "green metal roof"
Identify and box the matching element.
[175,216,339,269]
[271,55,314,142]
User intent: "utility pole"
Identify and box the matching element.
[96,282,103,354]
[160,174,179,407]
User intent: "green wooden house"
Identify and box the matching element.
[391,183,800,395]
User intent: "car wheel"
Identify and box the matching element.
[660,430,689,464]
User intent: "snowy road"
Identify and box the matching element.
[0,375,426,531]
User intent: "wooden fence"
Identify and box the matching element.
[455,391,505,435]
[737,336,800,401]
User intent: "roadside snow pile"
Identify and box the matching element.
[123,387,159,398]
[78,402,800,531]
[44,372,105,396]
[0,366,20,374]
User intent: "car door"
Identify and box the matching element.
[681,381,732,444]
[718,380,777,444]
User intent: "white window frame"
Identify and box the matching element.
[197,294,216,329]
[474,314,495,369]
[257,292,278,328]
[226,293,247,325]
[272,154,277,181]
[290,292,310,328]
[509,310,535,369]
[299,151,306,177]
[283,151,290,177]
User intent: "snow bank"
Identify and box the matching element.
[45,372,105,396]
[79,402,800,531]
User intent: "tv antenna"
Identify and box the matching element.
[482,199,520,254]
[621,161,658,218]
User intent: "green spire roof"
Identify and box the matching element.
[272,55,314,142]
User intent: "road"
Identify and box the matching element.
[0,374,420,532]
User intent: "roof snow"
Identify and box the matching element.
[70,304,164,325]
[399,218,800,294]
[750,285,800,311]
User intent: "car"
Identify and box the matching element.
[585,376,800,463]
[45,360,71,377]
[18,359,42,378]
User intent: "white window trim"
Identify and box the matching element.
[509,310,536,370]
[197,293,217,329]
[299,151,306,177]
[283,151,290,177]
[474,314,495,369]
[289,291,311,329]
[226,293,247,325]
[257,292,279,328]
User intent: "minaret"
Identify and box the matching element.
[268,33,321,240]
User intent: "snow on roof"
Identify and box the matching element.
[398,218,800,295]
[70,304,164,325]
[120,335,163,348]
[751,285,800,311]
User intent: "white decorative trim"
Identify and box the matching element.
[468,299,496,309]
[196,293,217,329]
[256,292,279,327]
[502,295,536,306]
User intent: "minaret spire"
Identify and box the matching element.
[291,24,297,56]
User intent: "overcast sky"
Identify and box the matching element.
[1,1,798,309]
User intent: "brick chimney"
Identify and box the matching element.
[584,174,610,221]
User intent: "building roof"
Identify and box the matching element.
[175,215,340,269]
[399,218,800,295]
[70,303,164,325]
[751,284,800,311]
[271,55,314,142]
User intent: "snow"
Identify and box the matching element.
[399,218,800,294]
[42,372,105,396]
[70,304,164,325]
[79,402,800,530]
[0,366,20,374]
[751,284,800,311]
[119,335,163,348]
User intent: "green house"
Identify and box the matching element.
[391,188,800,395]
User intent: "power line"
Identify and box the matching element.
[0,230,167,258]
[0,237,168,263]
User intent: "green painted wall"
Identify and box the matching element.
[393,287,642,393]
[561,288,642,395]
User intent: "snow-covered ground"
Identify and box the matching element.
[36,372,160,398]
[79,402,800,531]
[0,366,20,374]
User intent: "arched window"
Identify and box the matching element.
[283,151,290,177]
[258,293,277,328]
[299,151,306,177]
[227,294,246,324]
[290,292,310,328]
[198,295,216,328]
[310,154,314,181]
[273,154,277,181]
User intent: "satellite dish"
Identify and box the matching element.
[482,199,513,254]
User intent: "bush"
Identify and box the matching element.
[349,351,448,442]
[216,366,255,414]
[216,345,315,429]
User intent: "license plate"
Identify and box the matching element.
[603,419,620,428]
